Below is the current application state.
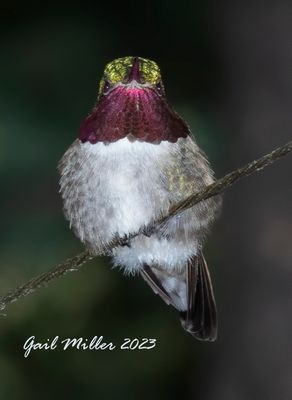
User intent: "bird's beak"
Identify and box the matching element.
[126,57,142,84]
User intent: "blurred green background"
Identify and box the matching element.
[0,2,291,399]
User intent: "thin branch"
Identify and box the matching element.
[0,140,291,312]
[0,251,92,312]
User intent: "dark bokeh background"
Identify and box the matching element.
[0,2,291,399]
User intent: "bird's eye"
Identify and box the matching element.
[103,80,111,93]
[156,81,163,94]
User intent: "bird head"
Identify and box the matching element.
[98,56,165,98]
[79,56,189,144]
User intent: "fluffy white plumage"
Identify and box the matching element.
[59,136,219,310]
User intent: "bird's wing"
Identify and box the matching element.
[140,263,188,310]
[140,264,174,307]
[181,252,217,341]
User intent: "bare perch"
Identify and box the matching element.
[0,252,92,311]
[0,140,291,312]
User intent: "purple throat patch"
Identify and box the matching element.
[79,86,189,144]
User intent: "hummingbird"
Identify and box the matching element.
[59,56,221,341]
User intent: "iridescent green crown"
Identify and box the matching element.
[98,56,161,96]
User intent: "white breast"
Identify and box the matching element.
[59,138,178,251]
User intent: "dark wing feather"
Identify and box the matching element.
[181,252,218,341]
[140,264,174,307]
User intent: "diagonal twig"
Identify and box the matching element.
[0,140,291,312]
[0,251,92,312]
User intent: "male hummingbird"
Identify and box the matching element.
[59,56,221,341]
